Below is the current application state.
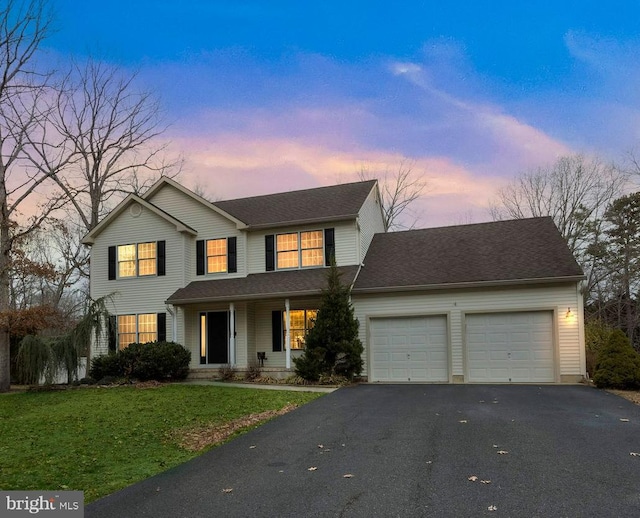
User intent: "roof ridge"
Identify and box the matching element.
[213,179,377,205]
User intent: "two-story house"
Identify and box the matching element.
[83,177,586,384]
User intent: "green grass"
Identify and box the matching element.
[0,384,322,502]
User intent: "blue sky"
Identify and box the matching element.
[45,1,640,226]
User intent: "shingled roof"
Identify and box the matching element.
[166,266,360,304]
[213,180,377,229]
[353,217,584,292]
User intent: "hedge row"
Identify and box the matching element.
[90,341,191,382]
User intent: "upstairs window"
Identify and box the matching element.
[207,238,228,273]
[276,231,324,269]
[117,242,156,277]
[196,237,237,275]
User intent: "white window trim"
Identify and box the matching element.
[117,313,158,350]
[117,242,157,278]
[275,230,324,270]
[205,237,228,274]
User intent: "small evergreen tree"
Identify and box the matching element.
[294,263,364,381]
[593,329,640,389]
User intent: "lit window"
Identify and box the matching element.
[300,231,323,267]
[207,238,227,273]
[285,309,318,350]
[117,242,156,277]
[117,314,157,350]
[276,233,299,269]
[276,231,323,269]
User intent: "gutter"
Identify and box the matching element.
[351,275,587,295]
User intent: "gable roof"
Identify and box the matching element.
[212,180,378,229]
[353,217,584,293]
[142,176,247,229]
[166,265,360,304]
[81,194,197,245]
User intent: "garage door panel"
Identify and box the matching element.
[467,311,555,383]
[371,316,448,382]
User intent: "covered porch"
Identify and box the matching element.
[165,266,359,378]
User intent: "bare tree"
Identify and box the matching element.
[490,155,627,253]
[490,154,628,300]
[0,0,59,392]
[358,160,428,231]
[30,59,180,233]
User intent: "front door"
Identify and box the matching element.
[200,311,229,364]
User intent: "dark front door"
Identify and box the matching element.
[201,311,228,364]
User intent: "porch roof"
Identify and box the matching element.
[166,265,360,304]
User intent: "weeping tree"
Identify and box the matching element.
[15,295,110,384]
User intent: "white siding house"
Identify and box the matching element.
[84,177,586,383]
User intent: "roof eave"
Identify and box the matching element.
[351,275,586,294]
[166,288,325,305]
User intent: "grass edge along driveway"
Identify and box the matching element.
[0,384,323,502]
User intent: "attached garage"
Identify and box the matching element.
[352,218,587,384]
[370,316,448,382]
[466,311,555,383]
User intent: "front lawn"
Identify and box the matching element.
[0,384,322,502]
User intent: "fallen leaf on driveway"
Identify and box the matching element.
[481,480,491,484]
[468,476,478,482]
[620,419,630,422]
[308,466,318,471]
[488,505,497,511]
[222,488,233,493]
[426,460,432,464]
[318,444,324,449]
[497,450,509,455]
[343,474,354,478]
[249,445,257,449]
[630,452,640,457]
[459,420,468,423]
[492,445,498,448]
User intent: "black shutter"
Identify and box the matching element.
[265,235,275,271]
[196,240,205,275]
[108,315,117,353]
[324,228,335,266]
[228,237,237,273]
[157,240,166,276]
[272,310,282,351]
[157,312,167,342]
[108,246,116,280]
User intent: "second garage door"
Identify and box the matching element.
[370,316,448,382]
[466,311,555,383]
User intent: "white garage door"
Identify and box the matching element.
[466,312,555,383]
[370,316,448,382]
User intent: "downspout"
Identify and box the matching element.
[285,298,291,369]
[166,304,177,342]
[229,302,236,366]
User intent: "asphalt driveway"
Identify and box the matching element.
[86,385,640,517]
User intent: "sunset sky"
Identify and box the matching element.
[45,1,640,227]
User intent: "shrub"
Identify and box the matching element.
[585,319,614,379]
[89,342,191,382]
[593,330,640,389]
[89,353,123,381]
[218,364,237,381]
[244,363,262,381]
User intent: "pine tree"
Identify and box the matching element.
[293,263,363,381]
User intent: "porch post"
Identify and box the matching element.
[166,305,178,342]
[229,302,236,366]
[285,298,291,369]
